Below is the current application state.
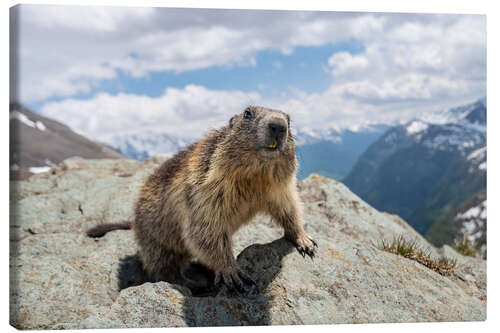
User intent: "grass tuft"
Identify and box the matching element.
[379,235,457,276]
[453,236,478,258]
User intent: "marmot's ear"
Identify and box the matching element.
[229,115,236,128]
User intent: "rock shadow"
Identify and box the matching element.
[117,254,149,291]
[117,255,217,294]
[116,237,295,326]
[181,237,295,326]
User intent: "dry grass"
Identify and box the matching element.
[453,236,478,258]
[379,235,457,276]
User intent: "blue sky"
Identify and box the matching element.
[13,5,486,144]
[125,41,363,97]
[25,39,366,112]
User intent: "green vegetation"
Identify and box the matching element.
[453,236,479,258]
[379,236,457,276]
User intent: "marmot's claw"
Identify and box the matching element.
[237,270,258,295]
[215,269,258,296]
[238,269,256,286]
[294,233,317,259]
[232,275,245,294]
[306,247,315,260]
[297,245,316,259]
[225,275,235,290]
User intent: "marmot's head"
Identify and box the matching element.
[228,106,296,160]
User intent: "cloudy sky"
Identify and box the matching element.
[11,5,486,143]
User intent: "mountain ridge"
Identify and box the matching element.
[343,98,486,239]
[9,103,127,179]
[108,122,389,181]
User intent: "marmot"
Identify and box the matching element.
[87,106,317,294]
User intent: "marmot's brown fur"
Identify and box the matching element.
[88,106,317,294]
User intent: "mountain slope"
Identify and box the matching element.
[296,128,386,180]
[10,103,126,179]
[343,98,486,236]
[426,189,486,258]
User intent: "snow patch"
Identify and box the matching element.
[421,124,483,151]
[457,206,481,220]
[465,146,487,172]
[36,121,46,131]
[281,128,342,146]
[467,146,486,161]
[110,131,197,159]
[10,111,46,131]
[29,166,52,174]
[11,111,36,128]
[44,159,56,167]
[457,200,486,243]
[406,120,428,135]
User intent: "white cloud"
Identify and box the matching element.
[40,80,478,149]
[328,52,369,76]
[22,5,155,31]
[13,6,386,102]
[316,13,486,121]
[41,85,262,143]
[16,6,485,141]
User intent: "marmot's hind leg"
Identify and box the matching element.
[139,240,191,284]
[182,262,219,296]
[140,244,219,295]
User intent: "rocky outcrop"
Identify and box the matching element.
[10,157,486,329]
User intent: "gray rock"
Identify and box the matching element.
[9,158,486,329]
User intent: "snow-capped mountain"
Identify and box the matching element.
[295,125,388,180]
[466,145,487,173]
[110,131,195,160]
[426,189,486,259]
[110,123,386,160]
[343,97,486,237]
[10,103,126,180]
[109,122,388,181]
[458,199,486,251]
[293,128,342,146]
[387,98,486,153]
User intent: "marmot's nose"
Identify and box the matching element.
[268,122,287,138]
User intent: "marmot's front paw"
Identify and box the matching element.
[214,267,258,295]
[294,233,318,259]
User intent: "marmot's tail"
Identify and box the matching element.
[87,222,131,238]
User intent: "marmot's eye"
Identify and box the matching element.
[243,110,253,120]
